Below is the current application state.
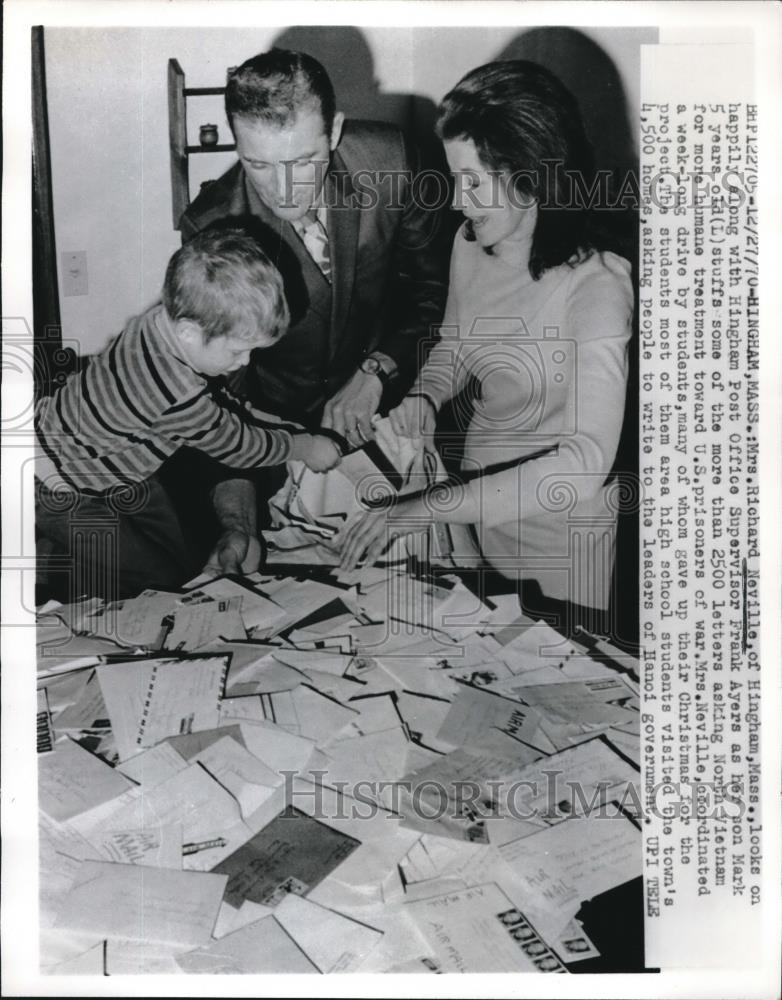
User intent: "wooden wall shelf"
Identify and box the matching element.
[185,144,236,154]
[168,58,236,229]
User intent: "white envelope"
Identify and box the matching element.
[53,860,227,946]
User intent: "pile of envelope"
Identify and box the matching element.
[37,564,642,975]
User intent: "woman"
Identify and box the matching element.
[340,60,633,619]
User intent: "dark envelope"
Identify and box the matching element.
[211,806,360,909]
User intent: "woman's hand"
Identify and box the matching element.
[339,475,482,571]
[340,488,438,570]
[339,501,435,571]
[389,394,437,444]
[339,509,398,571]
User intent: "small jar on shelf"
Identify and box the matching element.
[199,124,219,147]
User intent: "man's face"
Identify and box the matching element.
[234,106,344,222]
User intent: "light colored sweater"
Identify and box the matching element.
[412,227,634,608]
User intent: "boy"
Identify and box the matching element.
[36,227,341,601]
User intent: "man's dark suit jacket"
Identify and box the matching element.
[180,119,450,424]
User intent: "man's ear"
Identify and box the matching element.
[329,111,345,152]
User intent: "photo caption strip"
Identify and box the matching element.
[639,38,761,968]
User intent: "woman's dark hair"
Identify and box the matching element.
[225,48,336,135]
[437,60,598,279]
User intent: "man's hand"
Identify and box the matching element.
[322,370,382,449]
[200,530,263,580]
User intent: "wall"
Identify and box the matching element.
[45,24,656,355]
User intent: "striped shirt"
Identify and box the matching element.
[35,305,294,495]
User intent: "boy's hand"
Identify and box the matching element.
[290,433,342,473]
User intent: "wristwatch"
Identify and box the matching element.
[360,355,392,385]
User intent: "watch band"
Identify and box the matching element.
[406,391,440,415]
[360,355,392,385]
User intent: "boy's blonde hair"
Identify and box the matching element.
[163,227,290,342]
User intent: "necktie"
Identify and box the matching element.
[298,215,331,282]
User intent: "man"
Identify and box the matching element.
[179,48,449,577]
